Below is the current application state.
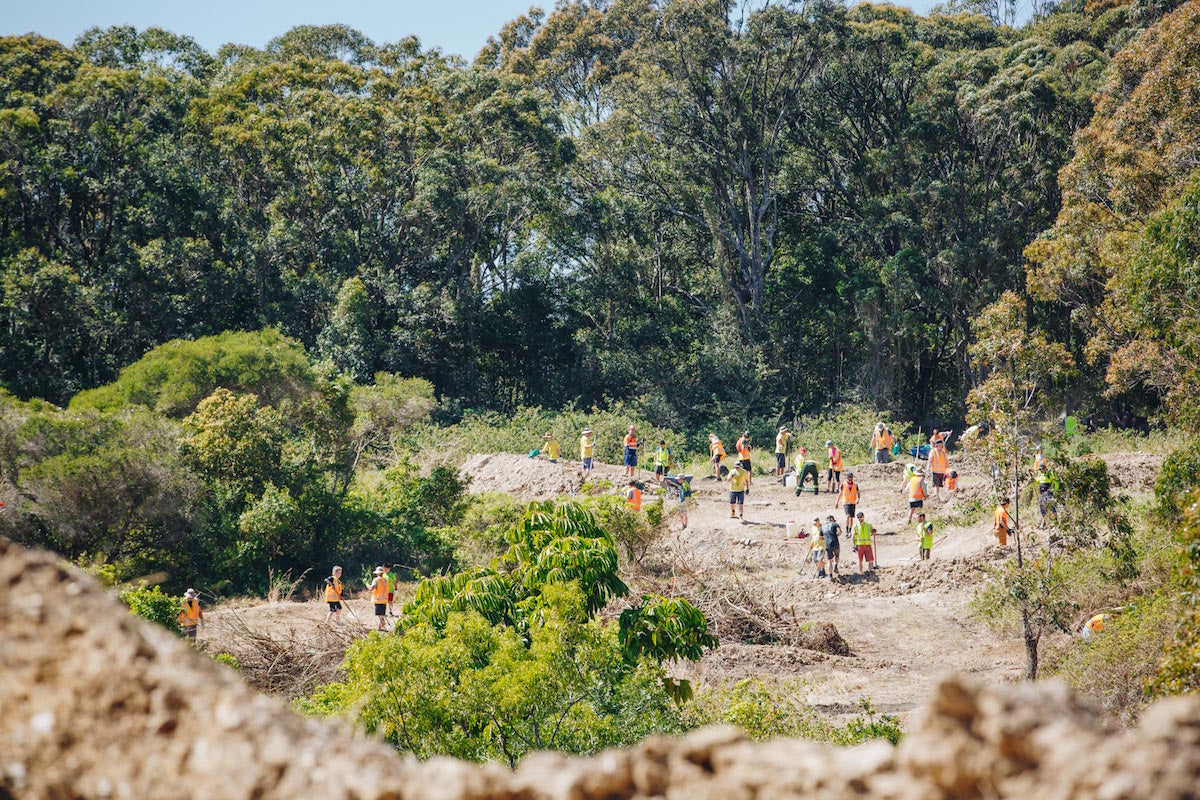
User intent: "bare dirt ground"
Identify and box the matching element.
[204,448,1163,721]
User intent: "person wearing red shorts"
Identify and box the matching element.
[852,512,876,572]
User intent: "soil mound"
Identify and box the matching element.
[461,453,586,500]
[3,537,1199,800]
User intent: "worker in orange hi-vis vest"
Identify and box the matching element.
[835,472,861,536]
[993,498,1015,547]
[367,566,390,631]
[928,439,949,498]
[178,589,203,640]
[825,441,843,493]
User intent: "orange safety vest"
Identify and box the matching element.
[736,439,751,458]
[929,447,948,473]
[1034,453,1047,472]
[838,482,859,504]
[624,434,638,449]
[625,486,642,510]
[711,440,726,458]
[179,598,201,627]
[829,447,842,471]
[370,577,388,603]
[947,474,958,491]
[994,506,1011,531]
[324,577,343,603]
[909,476,926,500]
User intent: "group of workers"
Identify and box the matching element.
[173,423,1064,635]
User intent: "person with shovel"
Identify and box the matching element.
[795,447,820,495]
[852,512,876,572]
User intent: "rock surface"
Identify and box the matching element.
[2,536,1199,800]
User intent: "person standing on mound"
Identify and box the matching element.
[622,425,639,478]
[579,428,595,472]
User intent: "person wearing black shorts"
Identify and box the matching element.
[821,516,842,580]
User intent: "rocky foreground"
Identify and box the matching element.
[2,536,1197,800]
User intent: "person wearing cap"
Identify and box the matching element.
[622,425,639,478]
[825,441,843,493]
[579,428,595,471]
[852,511,876,572]
[324,566,345,625]
[774,426,791,476]
[542,432,561,463]
[178,589,203,639]
[367,566,390,631]
[993,498,1014,547]
[653,439,673,479]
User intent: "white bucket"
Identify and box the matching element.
[784,473,797,488]
[785,520,798,538]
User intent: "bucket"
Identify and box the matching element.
[784,473,797,488]
[785,520,798,538]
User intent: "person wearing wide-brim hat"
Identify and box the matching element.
[774,426,791,476]
[179,588,203,639]
[367,566,390,630]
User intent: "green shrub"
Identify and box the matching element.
[584,494,660,566]
[1154,441,1200,520]
[212,652,240,669]
[119,585,182,635]
[71,329,315,417]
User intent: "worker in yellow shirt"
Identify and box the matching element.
[542,432,561,463]
[727,461,749,519]
[774,426,791,476]
[579,428,595,471]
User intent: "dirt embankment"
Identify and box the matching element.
[3,537,1200,800]
[460,453,590,499]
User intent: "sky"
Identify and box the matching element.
[2,0,941,60]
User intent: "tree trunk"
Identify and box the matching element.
[1022,606,1039,679]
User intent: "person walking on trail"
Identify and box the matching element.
[825,441,843,493]
[624,480,643,511]
[775,426,791,476]
[727,461,749,519]
[735,432,753,492]
[653,440,673,480]
[795,447,820,496]
[579,428,596,472]
[870,423,893,464]
[367,566,389,631]
[993,498,1014,546]
[386,564,399,617]
[324,566,345,625]
[709,434,727,480]
[916,513,934,560]
[179,589,203,639]
[836,472,861,535]
[852,512,876,572]
[542,432,561,463]
[901,466,927,523]
[821,515,842,581]
[622,426,639,478]
[1036,465,1059,528]
[810,517,827,578]
[928,438,949,498]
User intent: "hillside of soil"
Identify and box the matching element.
[3,534,1200,799]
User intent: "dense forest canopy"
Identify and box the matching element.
[0,0,1195,432]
